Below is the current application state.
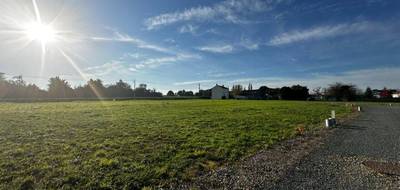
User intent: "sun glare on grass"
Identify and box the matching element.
[24,22,57,44]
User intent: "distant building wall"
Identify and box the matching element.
[211,85,229,99]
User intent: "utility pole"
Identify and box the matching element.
[198,83,201,92]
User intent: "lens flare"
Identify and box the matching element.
[24,22,57,44]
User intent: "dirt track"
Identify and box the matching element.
[181,105,400,189]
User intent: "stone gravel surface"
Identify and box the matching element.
[273,105,400,189]
[174,105,400,189]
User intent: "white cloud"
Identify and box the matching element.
[90,28,202,73]
[144,0,275,30]
[133,53,201,70]
[206,28,220,35]
[179,24,199,34]
[269,21,375,46]
[196,38,260,54]
[173,67,400,90]
[197,44,234,53]
[209,71,246,78]
[119,53,143,60]
[84,60,134,77]
[173,80,216,86]
[164,38,176,44]
[84,54,201,78]
[239,38,259,50]
[91,30,171,53]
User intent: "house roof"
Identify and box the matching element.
[212,84,228,90]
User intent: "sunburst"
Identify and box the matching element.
[0,0,104,100]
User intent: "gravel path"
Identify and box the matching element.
[273,105,400,189]
[177,105,400,189]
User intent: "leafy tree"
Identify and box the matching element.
[166,90,175,96]
[364,87,373,99]
[26,84,47,98]
[108,80,133,97]
[87,79,107,98]
[195,89,211,98]
[326,83,357,101]
[0,73,8,98]
[7,76,28,98]
[177,90,185,96]
[248,83,253,91]
[280,85,309,100]
[177,90,193,96]
[280,86,292,100]
[231,84,244,96]
[291,85,309,100]
[313,87,322,96]
[48,77,75,98]
[257,86,269,99]
[74,79,107,98]
[185,91,194,96]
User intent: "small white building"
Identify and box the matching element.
[393,92,400,98]
[211,84,229,99]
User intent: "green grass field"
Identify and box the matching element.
[0,100,352,189]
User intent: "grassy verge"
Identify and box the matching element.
[0,100,352,189]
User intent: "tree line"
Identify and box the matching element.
[227,83,398,101]
[1,72,398,101]
[0,73,162,99]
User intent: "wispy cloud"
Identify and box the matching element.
[197,44,234,54]
[239,37,259,50]
[91,30,170,53]
[144,0,276,30]
[134,53,201,70]
[173,67,400,90]
[197,38,260,53]
[84,60,135,77]
[173,79,216,86]
[269,21,375,46]
[86,51,201,78]
[208,71,246,78]
[90,27,202,74]
[179,24,199,35]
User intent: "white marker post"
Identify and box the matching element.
[331,110,337,127]
[325,118,331,128]
[358,106,361,112]
[325,110,337,128]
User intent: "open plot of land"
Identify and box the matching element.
[0,100,351,189]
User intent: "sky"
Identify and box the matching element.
[0,0,399,93]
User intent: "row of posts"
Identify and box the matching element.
[325,105,361,128]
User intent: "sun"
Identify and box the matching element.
[24,22,57,44]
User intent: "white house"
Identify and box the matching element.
[211,85,229,99]
[393,91,400,98]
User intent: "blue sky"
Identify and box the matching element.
[0,0,399,93]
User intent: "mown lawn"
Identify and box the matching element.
[0,100,351,189]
